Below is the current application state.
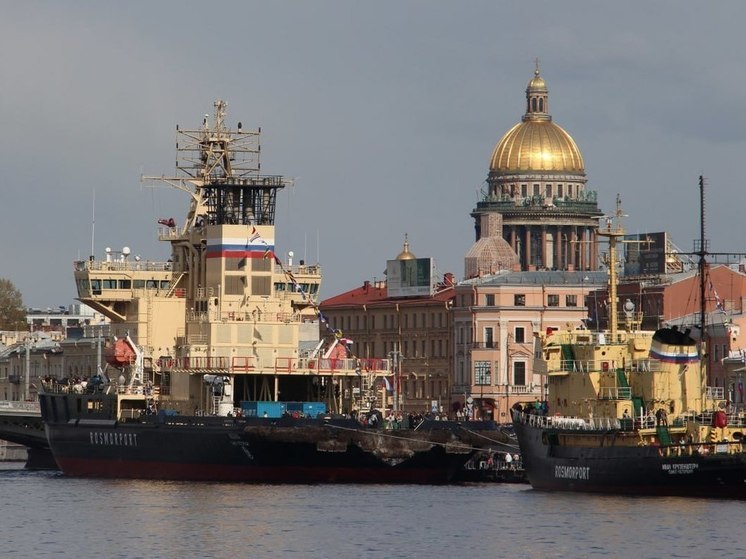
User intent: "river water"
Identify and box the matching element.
[2,462,743,559]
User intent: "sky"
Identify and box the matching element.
[2,1,746,309]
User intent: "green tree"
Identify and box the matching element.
[0,278,28,331]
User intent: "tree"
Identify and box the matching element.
[0,278,28,331]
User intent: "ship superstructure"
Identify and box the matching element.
[73,100,388,414]
[512,191,746,498]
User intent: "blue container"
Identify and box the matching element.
[240,401,258,417]
[257,401,286,418]
[303,402,326,417]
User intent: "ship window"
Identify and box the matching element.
[103,279,117,289]
[133,280,145,288]
[146,280,158,289]
[224,259,241,271]
[117,280,131,289]
[514,294,526,306]
[251,258,272,272]
[566,294,578,307]
[251,276,271,296]
[547,294,559,307]
[160,281,170,289]
[513,361,526,386]
[91,279,101,295]
[224,276,244,295]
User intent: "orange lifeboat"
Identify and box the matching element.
[104,338,136,367]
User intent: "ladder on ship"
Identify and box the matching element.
[211,396,221,415]
[561,344,575,371]
[656,425,673,446]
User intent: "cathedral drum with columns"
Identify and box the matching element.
[469,65,603,276]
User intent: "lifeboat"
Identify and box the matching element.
[104,338,136,367]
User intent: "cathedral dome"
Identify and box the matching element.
[489,67,585,175]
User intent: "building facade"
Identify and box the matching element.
[453,271,607,421]
[319,241,455,414]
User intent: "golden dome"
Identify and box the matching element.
[489,66,585,174]
[489,120,584,173]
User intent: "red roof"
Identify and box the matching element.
[320,282,455,309]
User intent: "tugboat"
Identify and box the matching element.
[38,101,474,483]
[512,186,746,498]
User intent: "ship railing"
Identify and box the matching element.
[628,359,663,373]
[0,400,40,413]
[74,259,173,273]
[301,357,390,375]
[693,410,746,428]
[159,356,232,372]
[517,410,622,431]
[554,359,663,375]
[598,387,631,400]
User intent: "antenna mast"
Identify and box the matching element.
[697,175,708,342]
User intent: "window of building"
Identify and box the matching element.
[475,361,491,385]
[568,184,574,197]
[521,184,527,197]
[545,184,551,197]
[515,327,525,343]
[485,327,494,348]
[513,361,526,386]
[514,294,526,306]
[533,184,540,196]
[566,294,578,307]
[383,315,388,329]
[558,184,563,197]
[547,294,559,307]
[485,294,495,306]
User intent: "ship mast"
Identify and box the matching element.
[697,175,708,344]
[597,195,626,337]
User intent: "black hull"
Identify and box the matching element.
[44,417,473,484]
[513,415,746,498]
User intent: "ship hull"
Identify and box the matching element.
[44,416,472,484]
[513,415,746,498]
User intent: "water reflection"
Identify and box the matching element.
[1,465,744,559]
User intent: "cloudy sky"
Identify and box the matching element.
[3,1,746,308]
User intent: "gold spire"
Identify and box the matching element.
[396,234,416,260]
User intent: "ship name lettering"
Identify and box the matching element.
[661,463,698,474]
[89,431,138,447]
[554,465,590,480]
